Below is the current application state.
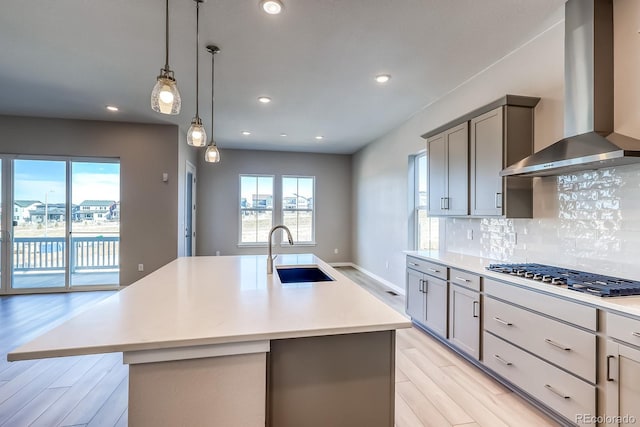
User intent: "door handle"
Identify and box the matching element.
[472,301,479,318]
[495,192,503,209]
[418,279,424,293]
[444,197,449,210]
[607,355,615,381]
[423,281,428,294]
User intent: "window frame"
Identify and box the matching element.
[281,175,316,246]
[238,174,275,247]
[413,152,439,251]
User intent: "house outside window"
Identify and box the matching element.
[240,175,274,244]
[282,176,315,243]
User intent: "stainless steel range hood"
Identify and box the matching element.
[501,0,640,177]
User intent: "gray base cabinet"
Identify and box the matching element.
[605,312,640,427]
[448,283,480,359]
[406,257,448,337]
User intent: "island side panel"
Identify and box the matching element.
[267,330,395,427]
[128,352,266,427]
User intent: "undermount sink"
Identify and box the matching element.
[276,265,335,284]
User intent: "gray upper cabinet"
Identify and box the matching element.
[423,95,539,218]
[427,122,469,216]
[471,105,536,217]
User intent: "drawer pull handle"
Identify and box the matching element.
[472,300,479,318]
[544,338,571,351]
[454,276,470,282]
[428,268,440,273]
[632,332,640,338]
[408,262,419,267]
[493,354,512,366]
[607,355,615,382]
[544,384,570,400]
[493,317,513,326]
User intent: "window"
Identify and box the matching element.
[240,175,274,244]
[415,153,439,250]
[282,176,315,243]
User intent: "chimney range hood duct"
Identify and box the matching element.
[501,0,640,177]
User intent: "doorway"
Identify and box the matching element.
[185,161,197,257]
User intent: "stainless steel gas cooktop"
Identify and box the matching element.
[486,263,640,297]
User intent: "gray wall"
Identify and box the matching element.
[352,9,566,289]
[197,149,352,263]
[0,115,179,285]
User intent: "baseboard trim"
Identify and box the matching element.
[330,262,405,296]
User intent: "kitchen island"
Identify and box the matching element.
[8,254,410,427]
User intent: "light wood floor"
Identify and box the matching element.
[0,269,559,426]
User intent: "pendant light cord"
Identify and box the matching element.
[195,1,200,117]
[210,48,215,140]
[164,0,170,70]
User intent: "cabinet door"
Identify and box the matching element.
[448,284,480,359]
[424,276,447,337]
[446,122,469,216]
[427,132,447,216]
[471,107,504,216]
[605,339,640,427]
[406,269,425,322]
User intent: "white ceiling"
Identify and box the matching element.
[0,0,565,154]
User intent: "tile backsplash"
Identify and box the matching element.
[445,164,640,279]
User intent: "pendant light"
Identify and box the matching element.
[187,0,207,147]
[151,0,181,115]
[204,45,221,163]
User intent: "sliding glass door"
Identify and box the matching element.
[12,159,67,289]
[70,161,120,287]
[0,156,120,293]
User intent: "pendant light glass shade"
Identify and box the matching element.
[205,45,221,163]
[187,117,207,147]
[151,73,181,114]
[151,0,181,115]
[187,0,206,146]
[204,143,220,163]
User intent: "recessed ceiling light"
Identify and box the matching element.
[259,0,283,15]
[375,74,391,84]
[315,135,324,140]
[258,96,272,104]
[241,130,251,136]
[106,105,119,112]
[280,133,288,137]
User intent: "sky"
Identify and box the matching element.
[12,160,120,205]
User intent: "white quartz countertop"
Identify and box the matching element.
[406,250,640,319]
[8,254,410,361]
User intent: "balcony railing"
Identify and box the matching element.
[13,236,119,272]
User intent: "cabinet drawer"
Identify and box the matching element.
[484,278,597,331]
[484,297,596,383]
[406,257,447,280]
[607,312,640,347]
[483,332,595,427]
[449,268,481,291]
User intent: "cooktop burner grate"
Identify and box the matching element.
[486,263,640,297]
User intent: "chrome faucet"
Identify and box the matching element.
[267,224,294,274]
